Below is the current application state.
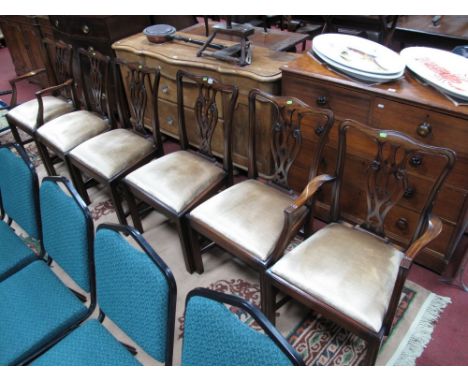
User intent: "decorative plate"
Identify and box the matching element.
[311,48,404,83]
[312,33,405,75]
[401,47,468,101]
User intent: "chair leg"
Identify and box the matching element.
[9,124,24,146]
[67,159,91,205]
[188,224,204,274]
[109,182,128,226]
[260,271,276,323]
[175,217,197,274]
[364,337,382,365]
[36,141,57,176]
[123,183,144,233]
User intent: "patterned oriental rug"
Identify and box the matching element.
[1,130,451,366]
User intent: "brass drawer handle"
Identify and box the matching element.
[82,25,90,34]
[161,85,169,94]
[316,96,328,106]
[403,186,415,199]
[410,155,423,167]
[417,121,432,137]
[166,116,174,125]
[315,124,325,136]
[396,218,409,231]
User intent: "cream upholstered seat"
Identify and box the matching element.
[269,223,404,332]
[125,150,225,214]
[69,129,154,180]
[36,110,110,154]
[190,179,294,262]
[7,96,73,133]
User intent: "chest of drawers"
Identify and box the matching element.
[282,53,468,274]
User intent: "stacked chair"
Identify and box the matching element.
[0,143,43,281]
[181,288,304,366]
[0,175,95,365]
[30,224,177,366]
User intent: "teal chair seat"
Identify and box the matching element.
[31,319,142,366]
[0,260,88,365]
[0,220,37,280]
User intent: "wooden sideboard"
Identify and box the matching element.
[112,32,299,174]
[281,53,468,274]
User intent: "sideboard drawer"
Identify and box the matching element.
[282,73,372,125]
[372,97,468,156]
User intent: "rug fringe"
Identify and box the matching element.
[393,293,451,366]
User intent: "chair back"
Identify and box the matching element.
[248,89,334,193]
[94,224,176,365]
[176,70,238,181]
[181,288,304,366]
[331,119,455,246]
[0,143,41,243]
[42,38,74,88]
[113,59,162,151]
[77,47,113,122]
[39,176,95,302]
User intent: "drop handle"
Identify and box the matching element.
[417,121,432,137]
[396,218,409,231]
[316,96,328,106]
[403,186,415,199]
[410,155,423,167]
[82,25,90,34]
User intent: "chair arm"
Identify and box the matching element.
[289,174,335,210]
[401,215,443,269]
[9,68,46,107]
[35,79,74,126]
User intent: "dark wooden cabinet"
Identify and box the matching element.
[0,16,53,87]
[281,53,468,275]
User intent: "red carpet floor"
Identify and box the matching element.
[1,45,467,365]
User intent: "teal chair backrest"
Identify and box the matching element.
[0,144,40,240]
[39,177,94,295]
[94,224,176,365]
[181,289,304,366]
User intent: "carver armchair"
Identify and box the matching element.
[35,47,113,177]
[6,39,75,148]
[123,70,238,273]
[188,89,334,312]
[265,119,456,365]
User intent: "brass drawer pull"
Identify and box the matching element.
[161,85,169,94]
[410,155,423,167]
[417,121,432,137]
[316,96,328,106]
[403,186,415,199]
[315,124,325,136]
[82,25,90,34]
[396,218,408,231]
[166,116,174,125]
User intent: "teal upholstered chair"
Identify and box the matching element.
[0,143,43,281]
[0,176,95,365]
[181,288,304,366]
[30,224,177,366]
